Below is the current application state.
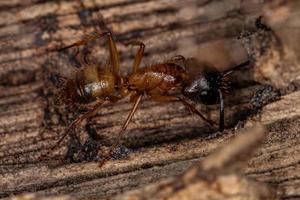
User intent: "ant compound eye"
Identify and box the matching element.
[201,90,208,96]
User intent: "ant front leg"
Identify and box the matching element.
[149,95,215,127]
[99,94,143,167]
[123,41,145,73]
[59,31,121,78]
[218,89,224,131]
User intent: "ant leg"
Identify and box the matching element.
[99,94,143,167]
[178,97,215,127]
[149,95,214,127]
[55,100,106,149]
[218,89,224,131]
[123,41,145,73]
[59,31,120,77]
[38,100,107,161]
[222,60,250,76]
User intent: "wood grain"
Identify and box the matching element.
[0,0,299,199]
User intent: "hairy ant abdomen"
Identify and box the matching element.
[60,65,124,107]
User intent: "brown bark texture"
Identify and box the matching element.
[0,0,299,199]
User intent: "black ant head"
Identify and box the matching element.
[182,58,226,104]
[183,71,222,104]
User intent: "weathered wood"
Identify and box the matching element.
[243,1,300,89]
[3,90,300,200]
[113,125,277,200]
[0,0,299,199]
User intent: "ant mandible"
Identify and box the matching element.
[55,31,249,166]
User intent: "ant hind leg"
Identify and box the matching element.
[123,40,145,73]
[59,31,121,78]
[39,100,106,162]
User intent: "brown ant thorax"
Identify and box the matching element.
[60,65,122,106]
[126,63,189,95]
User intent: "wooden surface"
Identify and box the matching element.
[0,0,299,199]
[112,125,277,200]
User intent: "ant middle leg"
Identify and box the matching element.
[123,41,145,73]
[99,94,143,167]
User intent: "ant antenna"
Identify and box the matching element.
[222,60,250,76]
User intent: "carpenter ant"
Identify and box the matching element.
[55,31,249,166]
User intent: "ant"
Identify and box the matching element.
[55,31,249,166]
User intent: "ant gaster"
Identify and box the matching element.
[55,31,249,166]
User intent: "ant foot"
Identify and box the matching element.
[111,145,131,160]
